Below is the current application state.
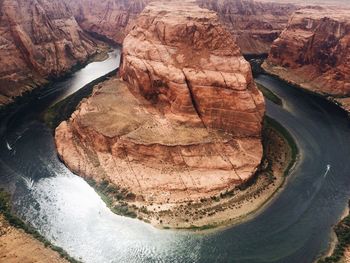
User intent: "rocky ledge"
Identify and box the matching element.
[55,0,265,227]
[263,7,350,111]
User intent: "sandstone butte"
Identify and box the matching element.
[55,0,265,209]
[263,7,350,111]
[64,0,296,55]
[0,0,104,106]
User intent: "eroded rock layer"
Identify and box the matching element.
[0,0,102,106]
[56,0,265,205]
[263,8,350,109]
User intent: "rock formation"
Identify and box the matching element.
[65,0,149,44]
[0,0,103,106]
[197,0,297,55]
[263,8,350,110]
[55,0,265,208]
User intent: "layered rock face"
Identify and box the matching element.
[263,8,350,109]
[56,0,265,204]
[197,0,297,55]
[0,0,101,106]
[65,0,295,55]
[66,0,149,44]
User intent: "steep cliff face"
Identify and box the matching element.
[56,0,265,207]
[263,8,350,109]
[120,0,265,136]
[0,0,102,106]
[197,0,297,55]
[66,0,149,44]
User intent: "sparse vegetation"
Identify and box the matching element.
[85,178,138,219]
[319,201,350,263]
[264,116,298,177]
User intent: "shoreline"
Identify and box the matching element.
[0,47,116,263]
[43,68,119,129]
[259,62,350,263]
[318,203,350,263]
[261,63,350,116]
[59,106,298,231]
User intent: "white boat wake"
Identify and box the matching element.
[324,164,331,178]
[6,141,12,150]
[21,176,35,189]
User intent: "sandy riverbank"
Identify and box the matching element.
[0,214,68,263]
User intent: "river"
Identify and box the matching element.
[1,48,350,263]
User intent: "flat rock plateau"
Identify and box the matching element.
[55,0,270,228]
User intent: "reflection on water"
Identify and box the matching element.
[1,51,350,262]
[49,49,121,105]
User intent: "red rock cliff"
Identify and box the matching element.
[0,0,102,106]
[120,0,265,136]
[197,0,297,55]
[263,8,350,109]
[55,0,265,206]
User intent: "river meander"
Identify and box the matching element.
[1,48,350,262]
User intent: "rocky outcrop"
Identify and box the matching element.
[56,0,264,208]
[197,0,297,55]
[66,0,149,44]
[0,0,103,106]
[263,8,350,110]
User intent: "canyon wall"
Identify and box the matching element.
[56,0,265,206]
[66,0,149,44]
[263,8,350,110]
[65,0,296,55]
[197,0,297,55]
[0,0,102,106]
